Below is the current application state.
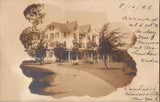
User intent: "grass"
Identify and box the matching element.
[21,60,136,88]
[58,62,136,88]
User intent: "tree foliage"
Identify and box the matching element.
[35,40,46,64]
[20,27,41,50]
[100,23,137,50]
[54,43,66,62]
[99,22,137,69]
[24,3,45,26]
[20,3,46,64]
[20,27,46,63]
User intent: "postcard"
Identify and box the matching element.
[0,0,159,101]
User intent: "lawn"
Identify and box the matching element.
[58,62,136,88]
[21,60,136,88]
[20,61,118,97]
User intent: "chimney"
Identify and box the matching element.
[66,20,69,23]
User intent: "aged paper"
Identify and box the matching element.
[0,0,159,101]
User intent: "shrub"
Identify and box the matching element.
[73,62,79,65]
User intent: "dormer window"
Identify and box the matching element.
[64,32,66,38]
[49,26,54,30]
[73,26,77,30]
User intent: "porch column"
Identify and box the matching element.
[103,55,104,60]
[91,52,93,61]
[76,52,78,61]
[97,53,99,62]
[68,51,70,62]
[84,51,86,58]
[46,50,49,60]
[110,55,113,62]
[108,55,110,62]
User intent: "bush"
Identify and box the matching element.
[88,61,94,64]
[84,60,94,64]
[44,60,54,64]
[73,62,79,65]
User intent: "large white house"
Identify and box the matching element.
[43,21,100,62]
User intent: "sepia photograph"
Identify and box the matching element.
[0,0,159,101]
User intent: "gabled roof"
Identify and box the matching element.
[79,24,91,34]
[66,21,78,30]
[45,21,78,32]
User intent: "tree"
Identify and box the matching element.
[54,43,66,62]
[23,3,45,26]
[86,40,98,49]
[20,27,46,64]
[20,3,46,64]
[99,22,137,69]
[35,42,46,64]
[20,27,41,50]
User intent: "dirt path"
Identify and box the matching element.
[26,63,117,98]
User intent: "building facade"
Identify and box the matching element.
[44,21,101,62]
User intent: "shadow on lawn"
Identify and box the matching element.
[20,63,57,95]
[96,67,121,70]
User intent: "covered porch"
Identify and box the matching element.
[64,49,103,63]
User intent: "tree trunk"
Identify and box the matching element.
[40,57,44,65]
[103,55,108,70]
[35,57,39,63]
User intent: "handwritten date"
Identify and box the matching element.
[119,3,152,12]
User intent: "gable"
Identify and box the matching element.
[79,24,91,34]
[45,21,78,33]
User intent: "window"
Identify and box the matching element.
[63,41,66,47]
[79,34,82,39]
[55,32,59,38]
[74,33,77,41]
[88,29,90,32]
[50,42,55,48]
[87,35,90,41]
[64,32,66,38]
[50,33,54,39]
[92,36,96,41]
